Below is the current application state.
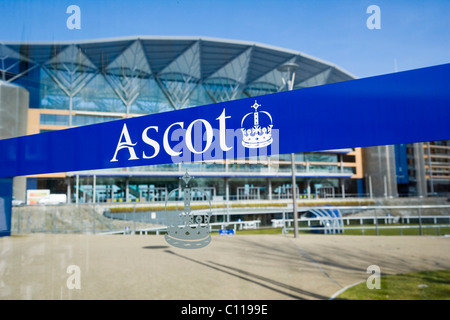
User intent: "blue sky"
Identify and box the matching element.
[0,0,448,78]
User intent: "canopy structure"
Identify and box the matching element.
[307,207,344,234]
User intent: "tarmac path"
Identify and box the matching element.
[0,233,449,300]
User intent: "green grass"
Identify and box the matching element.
[209,224,450,236]
[238,224,450,236]
[138,225,450,237]
[337,270,450,300]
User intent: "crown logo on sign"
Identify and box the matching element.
[241,101,274,148]
[164,171,212,249]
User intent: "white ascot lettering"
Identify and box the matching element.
[110,108,231,162]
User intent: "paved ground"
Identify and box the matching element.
[1,233,449,300]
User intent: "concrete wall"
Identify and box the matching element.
[0,81,29,202]
[362,145,398,198]
[413,142,427,197]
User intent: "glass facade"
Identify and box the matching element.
[395,141,450,196]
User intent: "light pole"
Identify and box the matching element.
[277,62,299,238]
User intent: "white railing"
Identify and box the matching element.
[273,215,450,227]
[99,220,261,235]
[272,214,450,235]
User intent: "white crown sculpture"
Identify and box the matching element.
[241,100,274,148]
[164,171,212,249]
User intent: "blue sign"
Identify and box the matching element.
[0,63,449,178]
[0,178,13,237]
[219,229,235,235]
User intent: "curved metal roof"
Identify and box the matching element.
[1,36,356,89]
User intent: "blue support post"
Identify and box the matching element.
[0,177,13,237]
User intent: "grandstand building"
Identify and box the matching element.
[1,36,446,202]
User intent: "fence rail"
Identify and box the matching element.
[274,214,450,236]
[283,224,450,236]
[273,215,450,227]
[11,203,450,236]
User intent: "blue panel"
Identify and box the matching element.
[357,179,365,197]
[219,229,235,235]
[0,64,449,178]
[0,178,13,237]
[395,144,409,184]
[26,177,38,190]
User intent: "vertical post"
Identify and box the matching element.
[93,175,96,204]
[276,62,299,238]
[340,155,344,199]
[369,175,373,199]
[375,209,379,236]
[126,177,130,203]
[291,153,299,238]
[385,145,392,198]
[225,177,230,223]
[414,142,427,198]
[225,177,229,203]
[267,177,272,200]
[418,207,423,236]
[427,142,434,195]
[75,174,79,205]
[66,177,71,204]
[307,179,311,199]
